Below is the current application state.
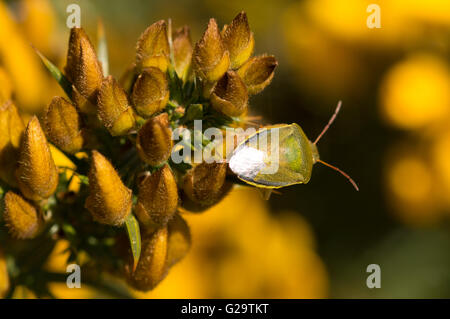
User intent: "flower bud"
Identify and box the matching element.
[136,113,172,166]
[65,28,103,105]
[131,67,169,117]
[127,226,168,291]
[167,214,191,267]
[97,76,136,136]
[3,191,40,239]
[44,96,84,154]
[222,12,254,69]
[193,19,230,83]
[16,116,59,201]
[0,250,9,298]
[173,26,193,82]
[135,164,179,227]
[0,100,24,186]
[0,67,12,105]
[71,84,97,115]
[237,55,278,95]
[211,70,248,117]
[85,150,132,226]
[136,20,170,72]
[183,162,229,207]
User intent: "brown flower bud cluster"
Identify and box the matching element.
[193,12,277,117]
[1,11,278,293]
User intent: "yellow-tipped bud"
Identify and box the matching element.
[135,20,170,72]
[0,101,24,186]
[0,250,9,298]
[136,113,173,166]
[65,28,103,104]
[211,70,248,117]
[173,26,193,82]
[98,76,136,136]
[237,55,277,95]
[71,84,97,115]
[135,164,179,227]
[16,117,58,201]
[0,67,12,104]
[127,226,168,291]
[85,151,132,226]
[44,96,84,154]
[131,67,169,117]
[183,162,229,207]
[193,19,230,83]
[167,214,191,267]
[3,191,40,239]
[222,12,254,69]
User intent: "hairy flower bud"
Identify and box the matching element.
[3,191,40,239]
[65,28,103,105]
[136,164,178,227]
[85,151,132,226]
[173,26,193,82]
[211,70,248,117]
[193,19,230,83]
[44,96,84,154]
[136,113,172,166]
[136,20,170,72]
[0,101,24,186]
[131,67,169,117]
[16,117,58,201]
[0,250,9,298]
[167,214,191,267]
[98,76,136,136]
[183,162,229,207]
[222,12,254,69]
[127,226,168,291]
[237,55,278,95]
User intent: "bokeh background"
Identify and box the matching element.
[1,0,450,298]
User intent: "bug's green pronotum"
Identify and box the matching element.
[229,101,359,191]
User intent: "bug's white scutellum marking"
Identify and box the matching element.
[229,146,267,180]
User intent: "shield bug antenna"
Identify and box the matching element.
[313,101,359,191]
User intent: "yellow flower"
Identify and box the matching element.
[385,145,441,226]
[0,67,12,104]
[380,54,450,130]
[0,250,9,298]
[16,116,59,201]
[85,151,132,226]
[0,1,48,113]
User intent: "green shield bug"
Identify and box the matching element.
[229,101,359,191]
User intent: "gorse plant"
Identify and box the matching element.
[0,11,356,297]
